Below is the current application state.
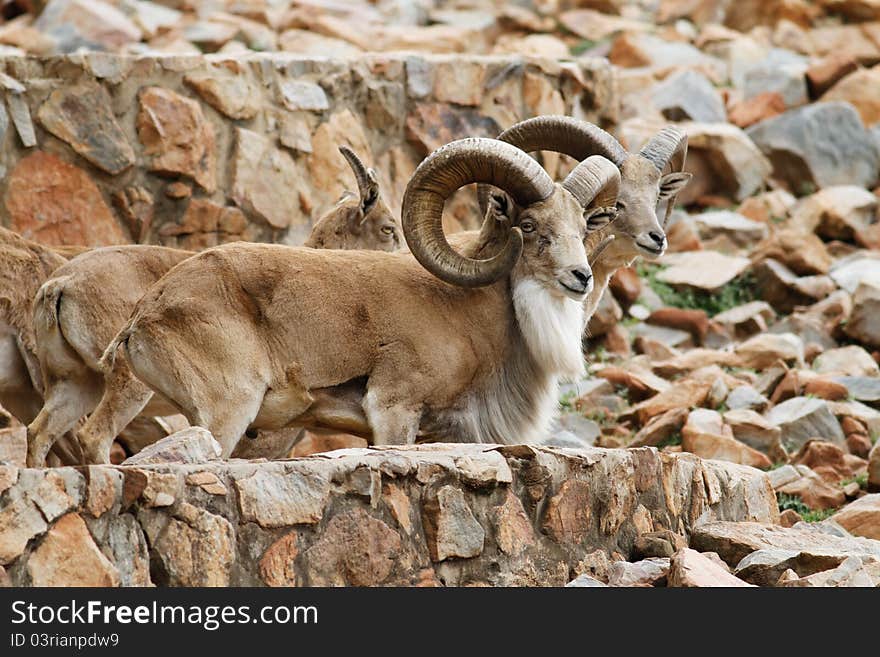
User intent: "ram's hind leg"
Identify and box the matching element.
[76,358,155,465]
[26,374,103,467]
[362,388,421,446]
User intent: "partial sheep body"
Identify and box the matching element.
[96,139,619,460]
[26,147,402,466]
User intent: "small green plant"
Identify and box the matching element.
[570,38,598,56]
[768,461,787,471]
[776,493,837,523]
[559,390,576,412]
[796,181,817,197]
[635,263,757,317]
[841,473,868,490]
[656,431,682,449]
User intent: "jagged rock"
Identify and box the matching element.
[781,555,880,587]
[724,409,785,461]
[682,409,772,468]
[752,258,837,314]
[651,70,726,123]
[835,376,880,403]
[183,63,262,120]
[122,427,221,465]
[0,428,25,467]
[691,210,768,248]
[747,102,880,190]
[565,573,608,587]
[734,332,804,369]
[821,66,880,127]
[792,186,879,242]
[869,442,880,492]
[656,251,751,292]
[751,227,832,276]
[35,0,141,53]
[766,397,846,451]
[744,59,808,109]
[4,151,127,246]
[725,385,770,412]
[713,302,776,339]
[693,521,880,580]
[813,345,880,377]
[831,495,880,540]
[680,123,772,203]
[668,548,753,587]
[27,513,120,586]
[232,127,304,230]
[609,33,725,79]
[845,282,880,348]
[137,87,217,192]
[830,253,880,294]
[607,558,670,587]
[587,288,623,338]
[37,79,134,174]
[630,408,688,447]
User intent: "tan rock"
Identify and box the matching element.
[607,558,670,587]
[184,62,262,120]
[821,65,880,126]
[627,378,712,425]
[27,513,119,587]
[630,408,688,447]
[422,485,484,562]
[751,227,832,276]
[831,495,880,539]
[734,332,804,370]
[4,151,127,246]
[0,427,26,468]
[682,428,773,469]
[668,547,753,587]
[806,53,859,97]
[137,87,217,192]
[304,508,402,586]
[37,79,134,174]
[868,441,880,492]
[235,466,329,528]
[793,440,867,482]
[259,530,299,587]
[35,0,141,52]
[728,92,785,129]
[492,489,536,556]
[233,127,304,230]
[656,251,751,292]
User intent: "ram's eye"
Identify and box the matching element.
[520,220,536,233]
[380,225,395,235]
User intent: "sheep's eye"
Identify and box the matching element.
[380,225,395,235]
[520,220,536,233]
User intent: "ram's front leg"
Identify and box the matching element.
[363,391,421,446]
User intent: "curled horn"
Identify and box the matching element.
[338,145,378,209]
[403,138,555,288]
[561,155,621,210]
[638,126,689,225]
[477,116,628,214]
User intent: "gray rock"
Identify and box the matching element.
[830,253,880,294]
[280,80,329,112]
[121,427,222,465]
[813,345,879,377]
[753,258,837,314]
[743,62,808,108]
[765,396,846,451]
[651,70,726,123]
[726,385,770,412]
[724,408,785,460]
[844,282,880,349]
[628,322,692,348]
[747,102,880,190]
[713,301,776,338]
[607,558,670,587]
[691,210,768,247]
[565,573,608,587]
[834,376,880,403]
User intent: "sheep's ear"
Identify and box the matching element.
[361,168,381,214]
[584,206,618,232]
[658,172,692,200]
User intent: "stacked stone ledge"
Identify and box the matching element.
[0,444,778,587]
[0,52,616,249]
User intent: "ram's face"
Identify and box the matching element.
[359,198,401,252]
[512,187,595,301]
[612,157,691,261]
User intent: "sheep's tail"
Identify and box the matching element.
[32,275,73,348]
[99,323,135,374]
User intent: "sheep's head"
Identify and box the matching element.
[480,117,691,268]
[403,138,619,300]
[307,146,401,251]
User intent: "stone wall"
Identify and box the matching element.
[0,444,777,587]
[0,53,617,249]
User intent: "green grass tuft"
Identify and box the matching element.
[777,493,837,523]
[636,262,757,317]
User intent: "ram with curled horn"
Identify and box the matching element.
[86,138,620,460]
[474,115,691,321]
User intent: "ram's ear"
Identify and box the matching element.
[658,171,692,200]
[584,206,618,232]
[361,168,381,215]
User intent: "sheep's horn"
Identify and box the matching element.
[588,235,615,267]
[477,116,628,214]
[403,138,554,287]
[339,145,379,208]
[561,155,621,210]
[638,126,688,225]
